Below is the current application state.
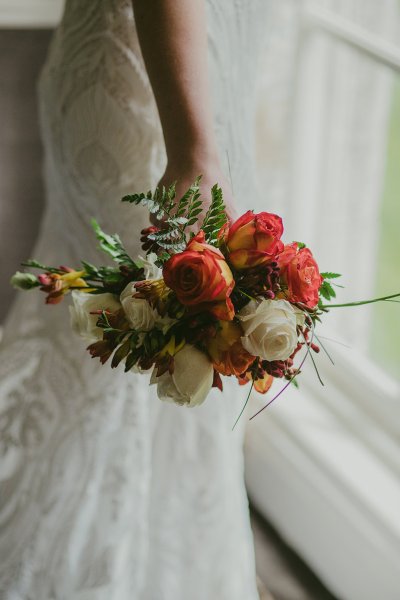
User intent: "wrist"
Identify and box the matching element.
[166,140,221,175]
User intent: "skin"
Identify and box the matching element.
[132,0,237,223]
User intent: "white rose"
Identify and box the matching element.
[120,282,157,331]
[150,344,214,407]
[69,291,121,342]
[238,298,299,362]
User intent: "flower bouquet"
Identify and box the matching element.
[11,178,400,425]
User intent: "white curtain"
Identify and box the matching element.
[248,3,400,600]
[255,0,399,351]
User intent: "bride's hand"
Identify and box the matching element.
[134,2,235,228]
[152,157,238,228]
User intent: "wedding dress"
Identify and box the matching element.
[0,1,271,598]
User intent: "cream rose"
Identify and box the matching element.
[69,291,121,342]
[120,282,157,331]
[238,298,299,362]
[150,344,214,407]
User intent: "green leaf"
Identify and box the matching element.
[319,280,337,301]
[125,350,139,372]
[294,241,307,249]
[121,192,147,204]
[148,229,181,242]
[21,259,61,273]
[155,251,172,267]
[111,340,131,369]
[81,260,99,277]
[201,184,228,245]
[91,219,137,267]
[320,272,342,280]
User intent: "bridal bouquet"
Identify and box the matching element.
[11,178,399,421]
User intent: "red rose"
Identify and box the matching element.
[278,243,323,308]
[163,231,235,320]
[226,210,284,270]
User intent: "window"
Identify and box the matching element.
[246,3,400,599]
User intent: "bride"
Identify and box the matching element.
[0,0,270,598]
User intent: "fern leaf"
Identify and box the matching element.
[201,184,228,244]
[320,272,342,280]
[91,219,137,267]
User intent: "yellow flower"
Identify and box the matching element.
[159,335,185,358]
[39,268,92,304]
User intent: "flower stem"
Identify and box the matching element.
[321,292,400,309]
[232,381,254,431]
[249,321,316,420]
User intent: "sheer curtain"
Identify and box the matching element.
[247,2,400,600]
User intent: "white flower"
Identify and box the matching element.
[238,298,299,362]
[69,291,121,342]
[120,282,157,331]
[141,253,162,280]
[294,307,306,328]
[150,344,214,407]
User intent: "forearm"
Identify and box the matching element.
[132,0,219,168]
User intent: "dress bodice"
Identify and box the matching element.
[37,0,271,263]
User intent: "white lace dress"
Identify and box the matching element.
[0,1,270,598]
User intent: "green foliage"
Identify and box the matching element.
[111,340,131,369]
[201,184,228,245]
[122,177,228,264]
[91,219,138,268]
[319,280,337,302]
[294,241,307,249]
[81,261,122,283]
[21,259,62,274]
[318,272,343,308]
[124,350,140,372]
[122,179,201,260]
[320,272,342,280]
[81,261,144,291]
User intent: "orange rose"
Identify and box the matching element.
[163,231,235,321]
[207,320,255,377]
[225,210,284,270]
[278,243,323,309]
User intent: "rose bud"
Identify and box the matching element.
[278,243,323,309]
[226,210,284,270]
[163,231,235,321]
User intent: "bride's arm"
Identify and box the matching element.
[132,0,236,218]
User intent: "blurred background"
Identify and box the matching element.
[0,1,399,599]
